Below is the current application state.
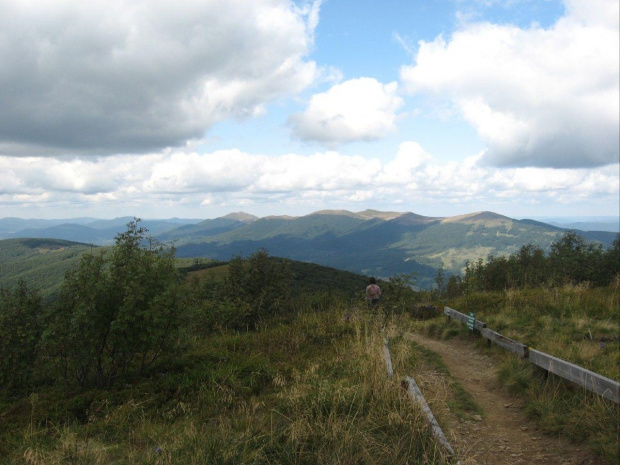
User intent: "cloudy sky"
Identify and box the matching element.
[1,0,618,220]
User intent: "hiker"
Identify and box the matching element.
[365,277,381,307]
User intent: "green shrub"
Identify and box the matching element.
[40,219,183,388]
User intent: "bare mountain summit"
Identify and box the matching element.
[222,212,259,222]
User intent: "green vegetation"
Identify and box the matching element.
[2,221,618,463]
[442,231,620,295]
[0,239,94,297]
[171,211,617,288]
[0,312,451,464]
[42,221,183,388]
[413,261,619,462]
[0,220,452,464]
[0,281,43,391]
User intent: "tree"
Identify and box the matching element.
[0,281,42,391]
[434,267,445,297]
[548,231,603,285]
[210,249,292,329]
[445,275,463,298]
[380,273,418,314]
[42,219,182,387]
[602,234,620,285]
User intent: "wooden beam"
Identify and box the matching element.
[444,306,487,331]
[383,339,394,378]
[404,376,455,457]
[529,349,620,403]
[480,328,528,358]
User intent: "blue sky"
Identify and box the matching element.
[0,0,618,220]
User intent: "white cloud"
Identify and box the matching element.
[380,142,432,185]
[288,78,404,146]
[0,0,319,156]
[1,145,617,217]
[400,0,619,168]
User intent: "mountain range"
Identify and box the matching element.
[2,210,616,289]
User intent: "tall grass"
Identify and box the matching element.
[412,283,619,463]
[3,304,451,464]
[442,282,619,381]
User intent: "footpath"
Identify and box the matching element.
[405,332,601,465]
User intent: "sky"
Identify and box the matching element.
[0,0,618,220]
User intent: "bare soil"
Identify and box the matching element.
[404,331,601,465]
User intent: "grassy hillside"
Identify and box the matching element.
[0,307,452,464]
[182,259,370,300]
[409,283,620,462]
[0,239,94,296]
[3,211,617,289]
[0,238,371,301]
[1,224,617,463]
[173,211,613,288]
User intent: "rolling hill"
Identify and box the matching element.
[163,210,618,288]
[0,238,369,300]
[0,217,202,245]
[0,238,95,296]
[2,210,617,290]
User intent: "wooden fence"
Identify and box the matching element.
[444,306,620,403]
[381,333,457,463]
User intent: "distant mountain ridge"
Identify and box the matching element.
[159,209,617,287]
[0,217,203,245]
[2,210,617,288]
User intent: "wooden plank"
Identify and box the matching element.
[381,328,394,378]
[444,306,466,324]
[444,307,486,331]
[480,328,528,358]
[529,349,620,403]
[383,339,394,378]
[405,376,455,457]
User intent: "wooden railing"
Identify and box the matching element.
[444,307,620,403]
[381,331,457,463]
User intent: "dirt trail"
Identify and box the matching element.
[405,332,599,465]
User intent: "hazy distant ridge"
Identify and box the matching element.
[1,210,617,288]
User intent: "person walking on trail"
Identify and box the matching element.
[366,277,381,307]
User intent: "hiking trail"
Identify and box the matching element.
[404,331,601,465]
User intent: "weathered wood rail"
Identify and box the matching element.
[382,334,458,463]
[444,306,620,403]
[528,349,620,403]
[404,375,455,458]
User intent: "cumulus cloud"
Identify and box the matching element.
[1,144,617,217]
[380,142,432,185]
[400,0,619,168]
[288,78,404,146]
[0,0,318,156]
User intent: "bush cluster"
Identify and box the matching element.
[187,249,292,332]
[0,223,297,394]
[443,231,620,295]
[1,220,183,391]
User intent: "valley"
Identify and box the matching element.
[1,210,617,291]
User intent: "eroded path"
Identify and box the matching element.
[405,332,600,465]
